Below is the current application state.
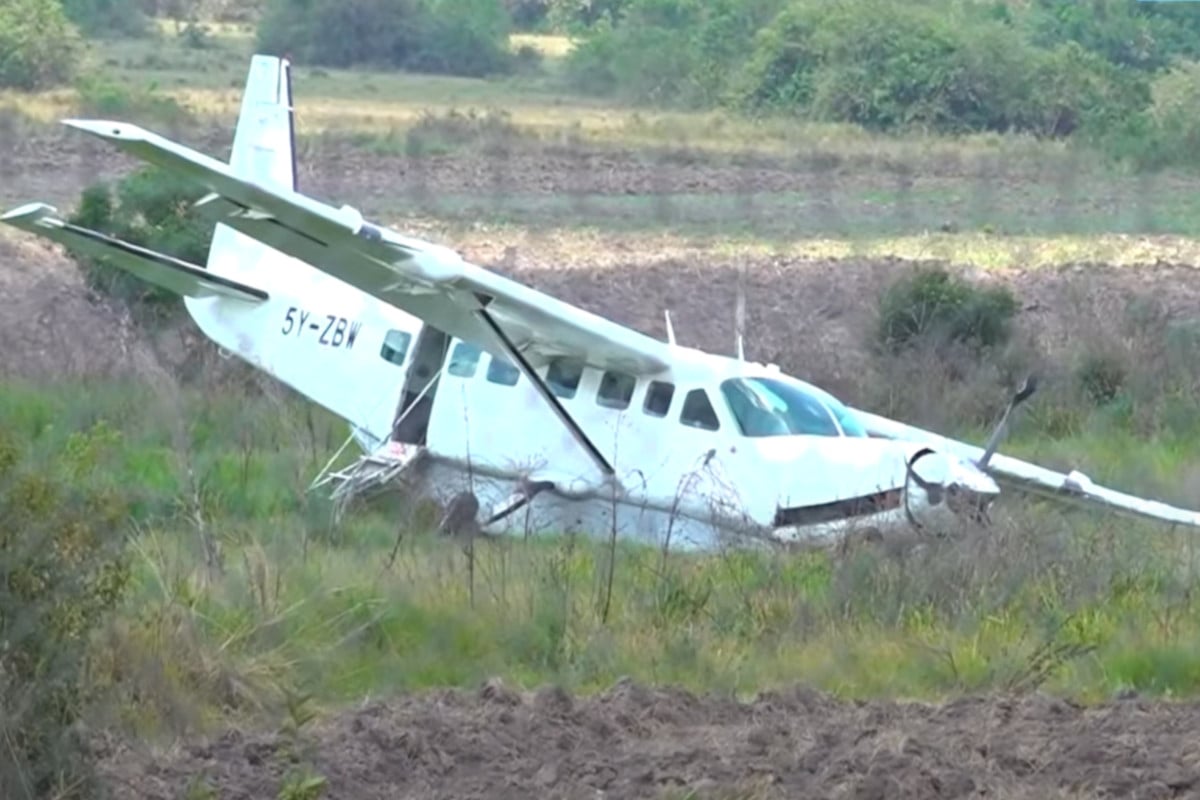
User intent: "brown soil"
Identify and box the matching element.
[94,680,1200,800]
[0,122,1142,220]
[12,221,1200,406]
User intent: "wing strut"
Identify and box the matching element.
[475,307,615,477]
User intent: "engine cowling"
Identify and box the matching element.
[904,447,1000,533]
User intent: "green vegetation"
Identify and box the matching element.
[876,266,1018,353]
[68,166,211,324]
[0,0,81,90]
[558,0,1200,167]
[257,0,517,77]
[4,0,1198,168]
[0,422,133,799]
[3,370,1200,780]
[61,0,149,38]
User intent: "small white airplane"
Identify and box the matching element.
[5,55,1199,551]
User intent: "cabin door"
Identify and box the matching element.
[391,326,451,445]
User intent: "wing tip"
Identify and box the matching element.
[61,118,147,142]
[1,201,58,228]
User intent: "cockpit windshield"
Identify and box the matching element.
[719,377,868,438]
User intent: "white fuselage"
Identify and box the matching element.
[184,240,984,550]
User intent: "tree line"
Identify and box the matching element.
[3,0,1200,167]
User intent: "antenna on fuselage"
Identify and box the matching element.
[664,309,677,346]
[734,264,746,360]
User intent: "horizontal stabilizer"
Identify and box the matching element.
[0,202,267,303]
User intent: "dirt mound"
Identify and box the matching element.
[95,681,1200,799]
[0,231,193,383]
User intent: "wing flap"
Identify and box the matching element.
[61,119,672,374]
[1,202,266,303]
[854,409,1200,528]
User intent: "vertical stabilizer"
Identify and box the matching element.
[203,55,295,282]
[229,54,295,192]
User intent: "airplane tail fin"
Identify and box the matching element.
[201,55,296,283]
[228,54,297,193]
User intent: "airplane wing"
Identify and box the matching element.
[48,119,672,376]
[853,408,1200,527]
[1,201,266,304]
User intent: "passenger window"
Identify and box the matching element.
[447,342,482,378]
[546,358,583,399]
[597,370,635,410]
[643,381,675,418]
[680,389,720,431]
[486,354,520,386]
[380,329,412,366]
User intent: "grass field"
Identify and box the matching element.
[7,376,1200,745]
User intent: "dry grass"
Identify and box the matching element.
[509,32,575,58]
[378,218,1200,273]
[0,29,1068,166]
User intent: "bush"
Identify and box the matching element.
[560,0,1152,139]
[1098,60,1200,171]
[408,0,515,77]
[734,0,1147,136]
[505,0,550,30]
[547,0,630,31]
[0,422,133,799]
[876,266,1018,354]
[75,76,195,132]
[563,0,781,106]
[68,166,213,324]
[257,0,515,77]
[61,0,148,37]
[0,0,82,90]
[1021,0,1200,72]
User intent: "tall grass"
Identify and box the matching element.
[6,373,1200,746]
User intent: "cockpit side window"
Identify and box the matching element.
[680,389,720,431]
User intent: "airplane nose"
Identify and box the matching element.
[906,449,1000,524]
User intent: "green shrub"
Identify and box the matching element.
[67,166,212,324]
[1021,0,1200,72]
[876,266,1018,353]
[0,0,82,90]
[408,0,515,77]
[1076,349,1128,405]
[734,0,1147,137]
[559,0,1153,140]
[257,0,514,77]
[0,422,133,799]
[1098,60,1200,171]
[547,0,630,31]
[505,0,551,30]
[75,77,195,131]
[60,0,149,38]
[563,0,781,106]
